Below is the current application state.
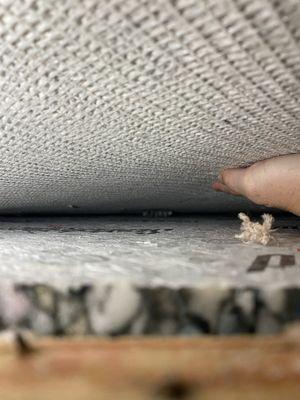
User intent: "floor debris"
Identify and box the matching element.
[235,213,275,245]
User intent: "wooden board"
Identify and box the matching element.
[0,329,300,400]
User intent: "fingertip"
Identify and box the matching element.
[221,168,247,195]
[212,181,236,195]
[212,181,221,191]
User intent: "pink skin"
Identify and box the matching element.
[212,154,300,216]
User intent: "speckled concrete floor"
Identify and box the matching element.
[0,214,298,288]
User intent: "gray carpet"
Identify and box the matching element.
[0,0,299,213]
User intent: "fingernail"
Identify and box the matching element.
[212,182,222,191]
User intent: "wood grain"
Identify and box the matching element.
[0,329,300,400]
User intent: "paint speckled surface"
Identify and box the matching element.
[0,215,298,288]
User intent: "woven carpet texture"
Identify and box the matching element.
[0,0,299,213]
